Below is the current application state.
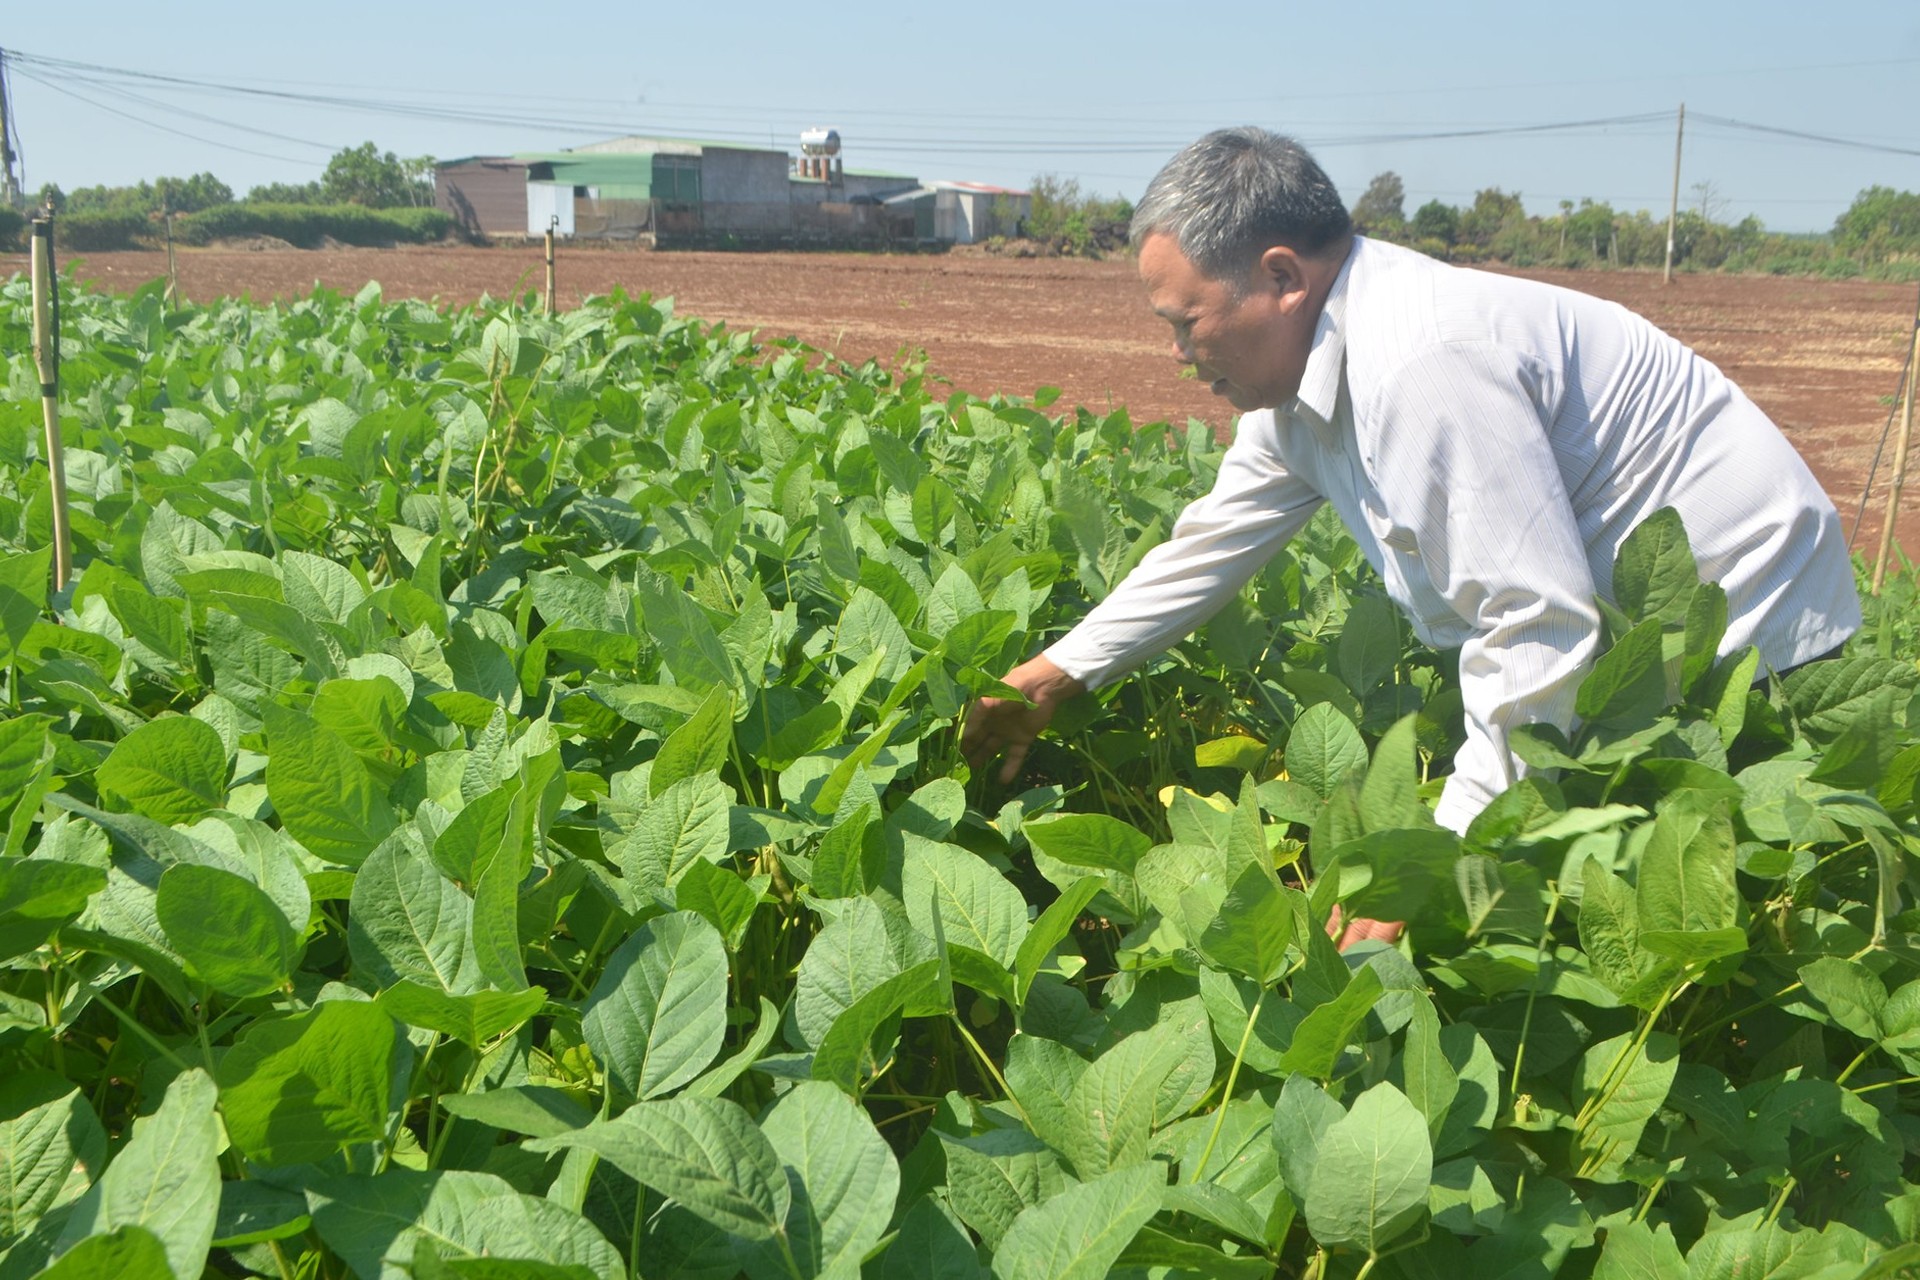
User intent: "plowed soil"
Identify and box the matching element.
[12,241,1917,556]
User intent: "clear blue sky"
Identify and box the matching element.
[7,1,1919,232]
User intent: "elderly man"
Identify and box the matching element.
[961,126,1859,835]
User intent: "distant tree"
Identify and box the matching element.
[1456,188,1525,251]
[1568,199,1616,260]
[320,142,435,208]
[247,180,325,204]
[1833,185,1920,258]
[63,172,232,217]
[153,172,233,214]
[1351,171,1406,238]
[1410,199,1458,245]
[1022,172,1131,256]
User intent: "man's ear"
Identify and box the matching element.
[1257,244,1310,311]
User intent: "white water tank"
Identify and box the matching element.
[799,128,842,157]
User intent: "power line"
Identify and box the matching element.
[13,67,319,166]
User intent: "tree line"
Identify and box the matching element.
[1348,171,1920,280]
[32,142,435,219]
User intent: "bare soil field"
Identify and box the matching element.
[9,241,1917,556]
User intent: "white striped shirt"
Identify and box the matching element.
[1045,236,1860,831]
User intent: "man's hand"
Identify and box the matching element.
[961,655,1086,785]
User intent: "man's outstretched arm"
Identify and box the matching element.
[959,654,1086,785]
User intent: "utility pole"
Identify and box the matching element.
[1662,103,1685,285]
[0,49,24,209]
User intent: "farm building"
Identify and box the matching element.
[434,134,1020,247]
[881,181,1031,245]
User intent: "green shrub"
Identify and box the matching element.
[0,207,23,252]
[57,211,151,252]
[174,203,451,248]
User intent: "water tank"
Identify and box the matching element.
[799,128,842,157]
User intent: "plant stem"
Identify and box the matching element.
[1574,977,1684,1140]
[951,1014,1023,1121]
[1508,883,1562,1098]
[1190,988,1264,1184]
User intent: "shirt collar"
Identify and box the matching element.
[1291,240,1358,426]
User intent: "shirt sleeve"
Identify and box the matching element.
[1043,412,1324,690]
[1365,342,1602,835]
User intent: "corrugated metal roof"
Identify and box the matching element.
[519,153,658,198]
[929,179,1030,196]
[569,135,786,156]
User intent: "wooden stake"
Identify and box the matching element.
[1871,324,1920,595]
[28,214,72,593]
[544,217,557,316]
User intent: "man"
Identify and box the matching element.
[961,127,1859,835]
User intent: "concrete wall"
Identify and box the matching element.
[701,149,794,214]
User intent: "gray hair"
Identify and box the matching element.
[1131,128,1352,280]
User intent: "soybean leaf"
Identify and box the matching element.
[812,960,941,1093]
[263,702,395,865]
[988,1161,1165,1280]
[903,835,1028,971]
[651,685,735,798]
[744,1081,899,1280]
[1272,1074,1344,1203]
[1285,703,1370,801]
[155,863,301,997]
[51,1069,220,1280]
[211,1181,311,1247]
[1612,506,1698,626]
[1592,1219,1686,1280]
[1636,791,1740,960]
[308,1170,621,1279]
[35,1225,174,1280]
[0,547,50,668]
[1014,876,1101,1007]
[872,1195,981,1280]
[618,772,732,896]
[672,856,765,951]
[1063,1023,1189,1177]
[436,1087,593,1140]
[215,1001,399,1167]
[376,983,547,1048]
[95,716,228,825]
[1303,1081,1432,1253]
[938,1129,1074,1252]
[1278,966,1384,1080]
[582,911,729,1101]
[0,1074,107,1243]
[347,830,481,996]
[1022,812,1153,874]
[526,1098,790,1242]
[1576,620,1667,729]
[0,859,107,963]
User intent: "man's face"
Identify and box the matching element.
[1139,232,1312,413]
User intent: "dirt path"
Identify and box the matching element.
[9,241,1915,558]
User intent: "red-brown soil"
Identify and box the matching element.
[9,241,1916,558]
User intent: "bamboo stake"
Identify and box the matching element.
[1871,324,1920,595]
[544,216,557,316]
[28,213,72,592]
[164,209,178,309]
